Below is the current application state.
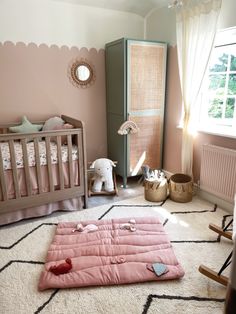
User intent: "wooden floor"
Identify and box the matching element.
[87,175,143,208]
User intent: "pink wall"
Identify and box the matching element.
[163,46,236,182]
[163,46,182,173]
[0,42,107,163]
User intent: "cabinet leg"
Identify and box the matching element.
[83,194,88,208]
[122,177,127,188]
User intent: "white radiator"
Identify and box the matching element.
[200,144,236,203]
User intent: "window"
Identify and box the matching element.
[198,29,236,138]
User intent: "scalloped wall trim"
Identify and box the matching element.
[0,41,105,54]
[0,0,144,50]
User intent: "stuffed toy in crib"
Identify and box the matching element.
[90,158,116,192]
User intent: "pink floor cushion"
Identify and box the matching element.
[38,217,184,290]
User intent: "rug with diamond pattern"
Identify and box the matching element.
[0,195,232,314]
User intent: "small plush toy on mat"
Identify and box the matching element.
[49,258,72,276]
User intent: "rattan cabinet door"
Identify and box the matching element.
[127,40,167,177]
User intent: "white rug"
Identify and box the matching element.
[0,195,233,314]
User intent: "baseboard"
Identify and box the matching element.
[163,169,234,213]
[197,189,234,213]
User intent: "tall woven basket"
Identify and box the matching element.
[169,173,193,203]
[144,179,168,202]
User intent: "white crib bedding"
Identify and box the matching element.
[0,141,78,170]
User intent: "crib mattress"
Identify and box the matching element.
[38,217,184,290]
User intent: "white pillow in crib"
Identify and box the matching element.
[42,116,65,131]
[51,123,74,144]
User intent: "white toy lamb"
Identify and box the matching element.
[90,158,116,192]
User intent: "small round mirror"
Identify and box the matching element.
[76,65,90,81]
[69,59,95,88]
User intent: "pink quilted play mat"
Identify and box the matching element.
[38,217,184,290]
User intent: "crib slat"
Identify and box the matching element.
[77,132,83,185]
[21,139,32,196]
[77,130,88,207]
[56,136,64,190]
[33,138,43,194]
[0,145,8,201]
[9,140,20,199]
[67,134,74,188]
[45,137,54,192]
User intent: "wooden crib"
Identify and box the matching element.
[0,115,87,225]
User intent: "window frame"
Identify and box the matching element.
[197,27,236,138]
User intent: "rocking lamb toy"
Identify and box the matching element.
[90,158,117,195]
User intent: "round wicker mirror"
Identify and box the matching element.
[69,59,95,88]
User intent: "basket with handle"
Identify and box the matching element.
[144,179,168,202]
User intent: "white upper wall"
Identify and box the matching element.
[0,0,144,49]
[146,0,236,46]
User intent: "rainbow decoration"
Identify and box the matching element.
[117,120,139,135]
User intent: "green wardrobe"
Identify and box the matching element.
[105,38,167,187]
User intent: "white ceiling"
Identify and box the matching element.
[53,0,170,17]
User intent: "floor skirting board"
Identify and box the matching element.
[197,189,234,214]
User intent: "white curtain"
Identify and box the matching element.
[176,0,222,176]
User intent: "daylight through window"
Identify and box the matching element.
[199,40,236,137]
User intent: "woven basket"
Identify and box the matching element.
[144,179,168,202]
[169,173,193,203]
